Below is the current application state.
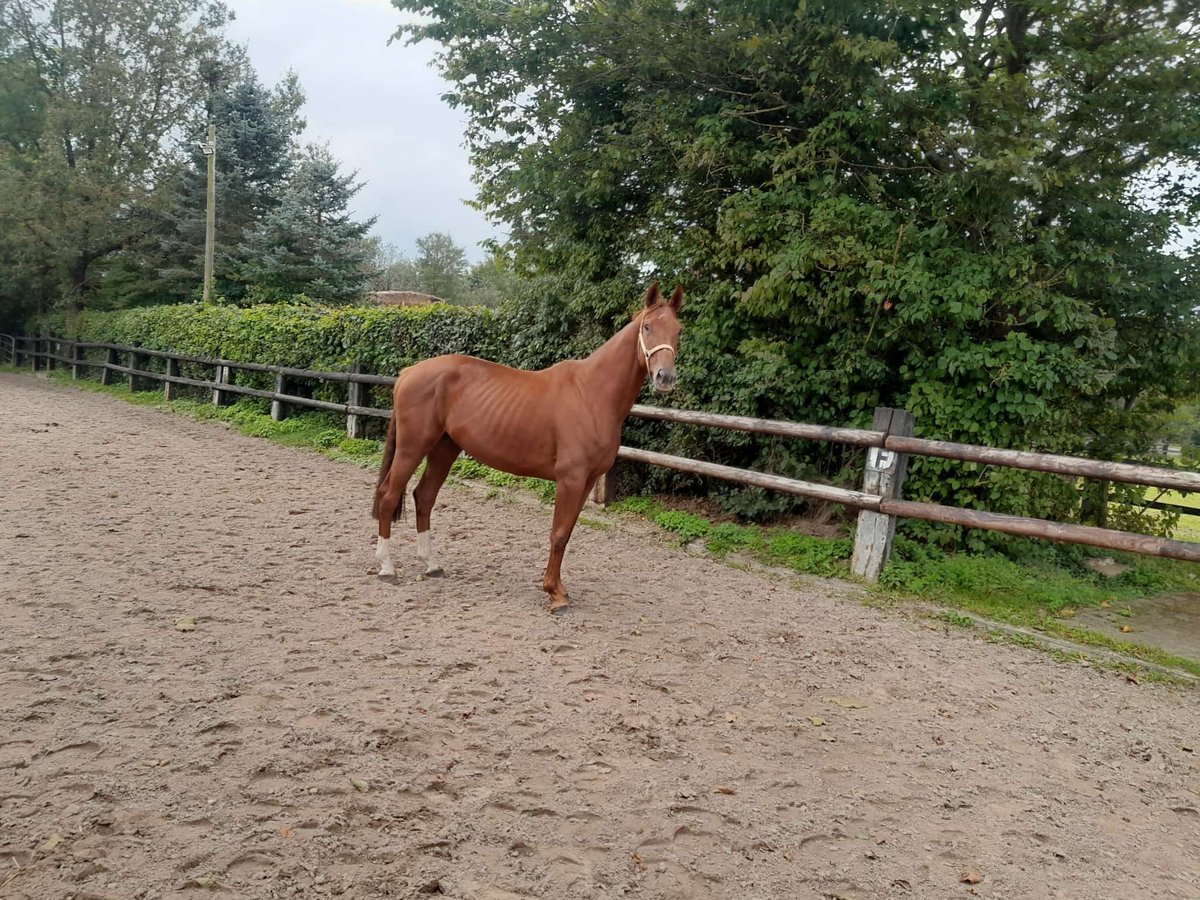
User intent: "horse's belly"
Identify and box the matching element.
[447,415,558,481]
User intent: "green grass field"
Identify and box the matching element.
[1109,488,1200,543]
[1155,490,1200,542]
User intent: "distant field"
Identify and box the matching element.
[1120,489,1200,543]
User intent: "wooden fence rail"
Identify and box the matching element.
[7,333,1200,573]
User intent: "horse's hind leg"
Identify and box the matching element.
[412,434,461,577]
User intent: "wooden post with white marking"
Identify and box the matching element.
[851,407,915,582]
[271,372,289,421]
[346,362,367,439]
[164,356,181,401]
[591,468,617,506]
[100,347,116,385]
[212,363,234,406]
[128,352,148,392]
[71,342,84,379]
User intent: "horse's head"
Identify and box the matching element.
[640,282,683,393]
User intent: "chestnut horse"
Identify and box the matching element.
[372,282,683,611]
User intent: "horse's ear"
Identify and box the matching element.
[644,281,661,308]
[668,284,683,313]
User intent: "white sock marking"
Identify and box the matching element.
[375,535,396,576]
[417,531,440,574]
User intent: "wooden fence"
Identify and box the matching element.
[8,334,1200,574]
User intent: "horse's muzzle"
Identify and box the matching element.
[652,367,677,393]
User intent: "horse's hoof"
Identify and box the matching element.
[423,566,446,578]
[549,596,571,613]
[376,572,398,584]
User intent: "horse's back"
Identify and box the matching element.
[398,353,558,394]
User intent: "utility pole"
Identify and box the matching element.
[200,124,216,303]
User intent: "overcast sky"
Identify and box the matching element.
[224,0,501,263]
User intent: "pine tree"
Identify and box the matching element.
[155,70,305,301]
[237,144,377,304]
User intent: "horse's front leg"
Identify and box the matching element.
[542,476,591,612]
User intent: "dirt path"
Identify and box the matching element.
[2,372,1198,900]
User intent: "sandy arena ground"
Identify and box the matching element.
[1,371,1198,900]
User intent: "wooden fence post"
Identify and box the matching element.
[851,407,915,581]
[100,347,116,385]
[271,372,289,421]
[346,362,367,439]
[213,363,234,406]
[591,468,618,506]
[30,338,41,371]
[163,357,181,401]
[128,351,149,392]
[71,342,84,379]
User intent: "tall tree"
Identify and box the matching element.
[0,0,232,326]
[463,250,517,308]
[395,0,1200,519]
[154,68,306,302]
[414,230,467,301]
[365,239,418,292]
[237,143,377,304]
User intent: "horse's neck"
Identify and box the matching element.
[579,318,645,416]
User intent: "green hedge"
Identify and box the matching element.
[44,302,512,426]
[49,302,507,373]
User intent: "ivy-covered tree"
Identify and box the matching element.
[237,144,377,304]
[394,0,1200,521]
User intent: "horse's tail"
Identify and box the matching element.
[371,411,405,522]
